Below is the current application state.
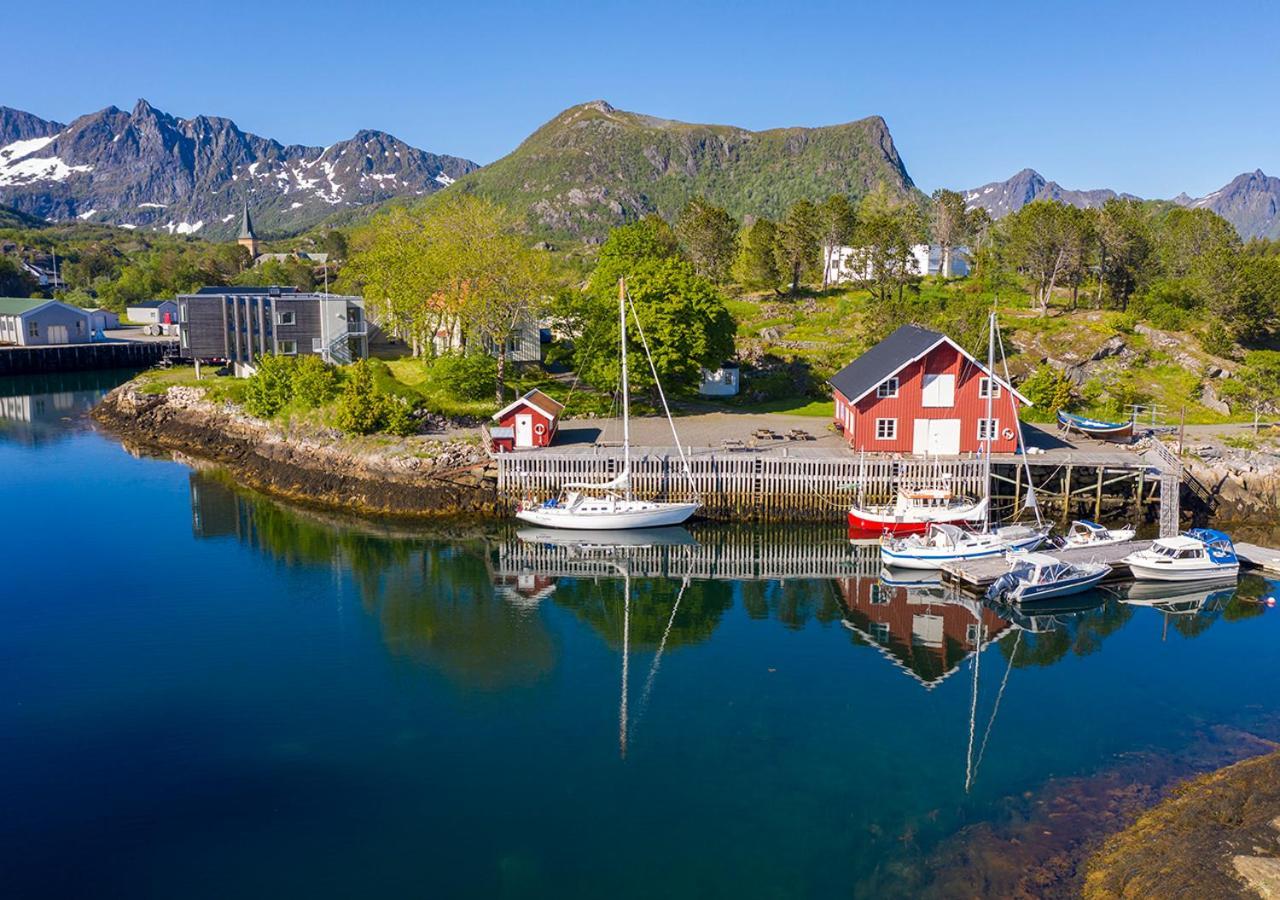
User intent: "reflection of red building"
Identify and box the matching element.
[838,576,1010,688]
[493,573,557,610]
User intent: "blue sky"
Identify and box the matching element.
[10,0,1277,197]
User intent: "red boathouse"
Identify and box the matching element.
[490,388,564,452]
[829,324,1030,456]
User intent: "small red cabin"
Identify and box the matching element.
[491,389,564,453]
[829,325,1031,456]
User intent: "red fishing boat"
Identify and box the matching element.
[847,488,988,534]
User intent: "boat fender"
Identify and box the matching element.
[1001,427,1015,440]
[1267,597,1276,608]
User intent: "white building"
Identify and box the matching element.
[87,308,120,332]
[698,365,740,397]
[823,244,969,285]
[0,298,93,346]
[125,300,179,325]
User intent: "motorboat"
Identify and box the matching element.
[1059,519,1136,549]
[848,490,987,534]
[985,552,1110,603]
[1057,410,1135,442]
[1120,529,1239,582]
[515,525,697,548]
[514,278,701,530]
[880,522,1050,570]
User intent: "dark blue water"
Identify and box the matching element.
[2,372,1278,898]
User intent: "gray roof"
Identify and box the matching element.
[829,324,946,401]
[126,300,176,309]
[192,285,299,295]
[239,203,257,241]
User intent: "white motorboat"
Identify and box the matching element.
[1060,519,1136,549]
[1120,529,1239,582]
[881,522,1050,570]
[515,278,701,531]
[985,552,1110,603]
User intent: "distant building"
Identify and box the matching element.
[698,364,740,397]
[20,259,66,291]
[176,286,368,374]
[490,388,564,452]
[125,300,179,325]
[829,324,1029,456]
[237,204,260,259]
[430,309,543,363]
[823,244,969,285]
[254,251,329,266]
[0,298,92,346]
[86,308,120,332]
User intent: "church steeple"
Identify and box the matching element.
[237,202,259,258]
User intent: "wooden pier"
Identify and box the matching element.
[1235,543,1280,576]
[940,540,1152,590]
[497,439,1188,531]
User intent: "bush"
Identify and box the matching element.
[1132,279,1200,331]
[1201,319,1234,357]
[334,359,419,436]
[423,352,497,401]
[291,355,339,409]
[243,355,298,417]
[1019,364,1074,415]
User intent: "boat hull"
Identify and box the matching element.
[1122,561,1239,582]
[881,533,1046,570]
[847,509,980,534]
[515,502,700,530]
[1011,569,1108,602]
[1057,410,1134,441]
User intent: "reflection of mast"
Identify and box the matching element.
[964,599,1021,793]
[620,566,630,760]
[637,574,691,727]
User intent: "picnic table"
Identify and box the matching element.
[752,428,781,441]
[787,429,815,441]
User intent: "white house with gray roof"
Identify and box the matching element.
[0,298,93,346]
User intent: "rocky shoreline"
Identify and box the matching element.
[93,382,501,521]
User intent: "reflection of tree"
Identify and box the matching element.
[189,473,558,690]
[1223,576,1268,623]
[739,579,844,629]
[553,575,733,651]
[999,599,1134,668]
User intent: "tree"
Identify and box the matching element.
[816,195,857,288]
[929,189,968,279]
[1002,200,1088,315]
[1156,207,1239,279]
[848,187,925,304]
[0,256,37,297]
[1093,199,1153,309]
[320,230,349,261]
[574,255,735,396]
[675,198,737,282]
[773,200,820,294]
[732,218,780,289]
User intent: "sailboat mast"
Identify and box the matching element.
[983,309,996,532]
[619,278,632,501]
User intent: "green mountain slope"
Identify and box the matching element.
[0,203,47,229]
[450,100,920,237]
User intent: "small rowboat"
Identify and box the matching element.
[1057,410,1135,441]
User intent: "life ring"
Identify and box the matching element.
[1001,427,1015,440]
[534,422,546,436]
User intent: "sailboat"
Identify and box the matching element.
[515,279,702,530]
[881,310,1050,570]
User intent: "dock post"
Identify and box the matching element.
[1158,471,1181,537]
[1094,467,1104,520]
[1062,465,1073,522]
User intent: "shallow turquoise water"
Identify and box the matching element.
[2,372,1278,898]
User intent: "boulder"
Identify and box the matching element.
[1201,381,1231,415]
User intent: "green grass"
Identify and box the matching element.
[734,397,835,417]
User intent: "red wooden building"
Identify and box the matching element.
[490,389,564,452]
[829,324,1030,456]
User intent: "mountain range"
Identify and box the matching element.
[449,100,918,237]
[0,99,478,239]
[964,167,1280,239]
[1,97,1276,242]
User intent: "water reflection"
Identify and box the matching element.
[0,369,136,445]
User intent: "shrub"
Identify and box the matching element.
[243,355,298,417]
[1132,279,1200,331]
[334,359,420,436]
[1201,319,1234,357]
[1019,364,1074,415]
[291,355,339,409]
[423,352,497,401]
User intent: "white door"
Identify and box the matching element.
[921,373,955,407]
[515,414,534,448]
[912,613,944,647]
[47,325,69,344]
[912,419,961,456]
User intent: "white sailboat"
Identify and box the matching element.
[881,310,1049,570]
[515,279,702,530]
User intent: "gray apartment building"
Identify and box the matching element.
[176,286,367,374]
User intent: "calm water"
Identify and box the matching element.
[3,372,1280,898]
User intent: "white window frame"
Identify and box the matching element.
[278,340,298,355]
[979,376,1000,399]
[277,310,296,326]
[875,418,897,440]
[877,377,899,398]
[977,418,999,442]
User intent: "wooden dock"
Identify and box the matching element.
[1236,543,1280,575]
[940,540,1152,590]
